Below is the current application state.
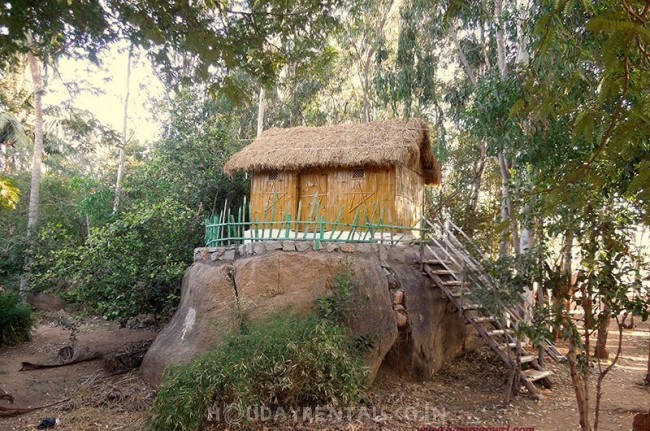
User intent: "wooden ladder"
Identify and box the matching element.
[419,216,565,399]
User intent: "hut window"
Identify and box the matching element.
[268,170,279,181]
[352,169,365,179]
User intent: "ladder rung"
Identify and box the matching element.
[487,329,512,336]
[450,290,472,298]
[520,355,538,364]
[430,269,454,275]
[462,303,483,311]
[500,342,517,350]
[422,259,453,265]
[522,369,553,382]
[442,280,462,286]
[473,316,497,323]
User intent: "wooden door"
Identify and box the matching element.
[298,170,328,230]
[328,168,392,226]
[250,170,297,226]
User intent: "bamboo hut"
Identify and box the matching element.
[223,119,440,229]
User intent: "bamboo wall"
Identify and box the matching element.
[250,165,423,229]
[325,167,395,225]
[250,170,298,222]
[298,170,328,221]
[395,162,425,228]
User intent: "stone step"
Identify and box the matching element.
[522,369,553,382]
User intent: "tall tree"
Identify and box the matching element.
[18,52,45,298]
[112,44,133,214]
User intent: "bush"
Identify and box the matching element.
[31,199,200,320]
[0,293,35,346]
[150,315,367,431]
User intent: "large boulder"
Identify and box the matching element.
[141,244,473,388]
[141,263,239,386]
[384,247,473,380]
[344,255,399,381]
[234,252,338,321]
[234,252,397,383]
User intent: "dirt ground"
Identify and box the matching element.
[0,312,648,431]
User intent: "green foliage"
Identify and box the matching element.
[150,315,367,431]
[31,199,198,319]
[0,292,35,346]
[318,258,358,324]
[1,1,342,97]
[0,176,20,210]
[126,90,249,215]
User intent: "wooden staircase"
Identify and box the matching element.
[419,216,566,399]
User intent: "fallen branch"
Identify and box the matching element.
[0,398,70,417]
[20,345,101,371]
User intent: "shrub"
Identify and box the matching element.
[150,315,367,431]
[0,293,35,346]
[318,257,357,323]
[31,199,199,320]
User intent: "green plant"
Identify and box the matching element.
[30,199,199,320]
[150,315,367,431]
[0,292,35,346]
[318,257,357,323]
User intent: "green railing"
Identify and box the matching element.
[205,198,428,248]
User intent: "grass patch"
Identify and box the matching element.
[0,292,35,346]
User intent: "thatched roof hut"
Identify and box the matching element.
[224,119,440,185]
[224,119,440,228]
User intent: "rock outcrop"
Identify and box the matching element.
[141,264,239,386]
[141,242,473,387]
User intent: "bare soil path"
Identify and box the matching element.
[0,314,647,430]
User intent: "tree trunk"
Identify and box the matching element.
[256,86,265,138]
[449,23,477,85]
[594,310,610,360]
[495,0,508,76]
[450,21,488,218]
[519,202,534,325]
[581,282,592,431]
[362,55,372,123]
[19,52,45,299]
[498,153,520,256]
[643,330,650,386]
[469,141,487,215]
[494,0,518,257]
[25,53,44,234]
[113,45,133,214]
[568,337,589,431]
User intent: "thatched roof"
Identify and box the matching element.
[223,119,440,185]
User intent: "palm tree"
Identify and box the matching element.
[0,111,30,173]
[0,112,29,211]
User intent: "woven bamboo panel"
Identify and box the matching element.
[249,165,427,229]
[395,163,425,227]
[250,170,298,223]
[326,167,395,225]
